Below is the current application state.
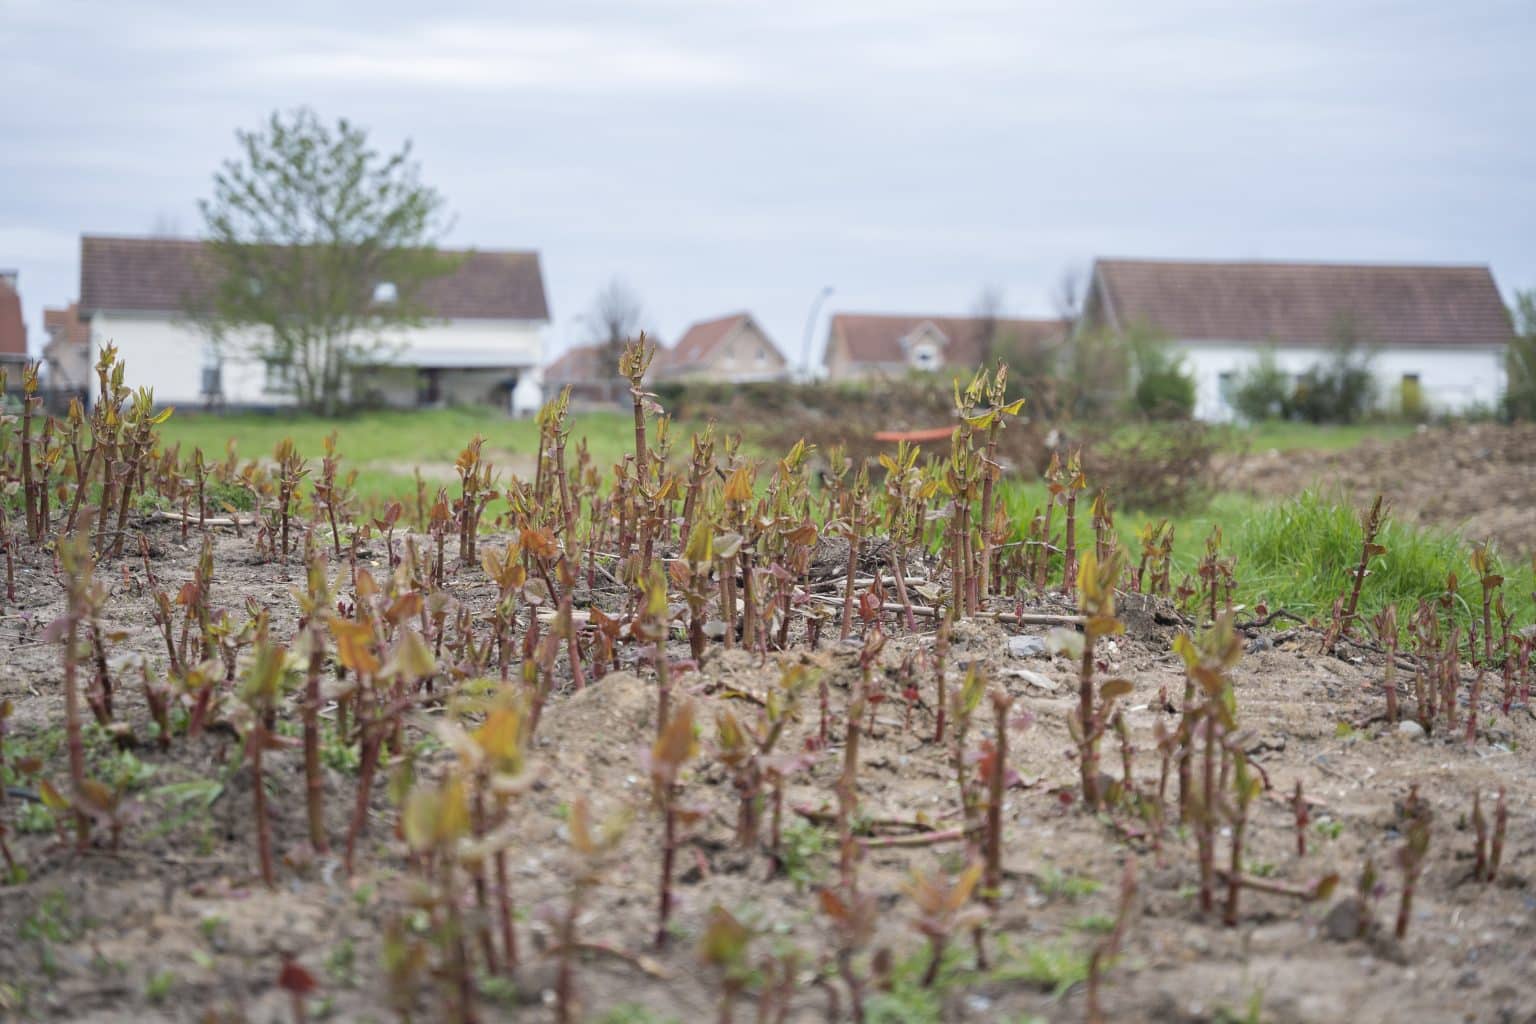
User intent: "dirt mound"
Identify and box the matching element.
[1226,423,1536,553]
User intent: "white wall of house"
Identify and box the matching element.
[89,312,544,409]
[90,313,284,408]
[1178,341,1508,421]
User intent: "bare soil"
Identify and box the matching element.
[0,519,1533,1024]
[1225,423,1536,554]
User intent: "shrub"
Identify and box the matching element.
[1290,318,1377,424]
[1231,348,1290,422]
[1123,328,1195,420]
[1504,290,1536,421]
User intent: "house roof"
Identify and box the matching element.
[827,313,1065,368]
[545,342,609,382]
[666,312,756,369]
[44,303,90,349]
[0,275,25,356]
[1091,258,1514,348]
[78,235,549,321]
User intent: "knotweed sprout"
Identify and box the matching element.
[1394,789,1432,940]
[648,699,699,949]
[906,860,985,988]
[1057,548,1131,811]
[555,795,629,1024]
[698,904,755,1024]
[819,883,878,1024]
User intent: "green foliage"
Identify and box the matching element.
[989,939,1091,998]
[144,969,176,1002]
[779,820,829,889]
[1034,866,1103,902]
[593,1005,681,1024]
[1290,318,1377,424]
[1506,290,1536,421]
[1226,491,1536,633]
[199,106,456,416]
[1231,348,1291,422]
[1127,328,1196,420]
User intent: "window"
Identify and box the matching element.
[373,281,398,304]
[1218,371,1237,406]
[912,344,938,369]
[756,346,767,363]
[263,360,295,395]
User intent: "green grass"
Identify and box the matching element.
[1000,482,1535,636]
[155,407,640,503]
[1214,420,1415,453]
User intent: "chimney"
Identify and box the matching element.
[0,270,17,289]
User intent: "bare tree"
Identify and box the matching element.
[968,285,1006,366]
[585,278,644,401]
[1051,265,1087,335]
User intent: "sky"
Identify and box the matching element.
[3,0,1534,367]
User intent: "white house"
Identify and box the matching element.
[1081,258,1514,420]
[78,235,549,413]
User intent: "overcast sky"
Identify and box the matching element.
[4,0,1533,365]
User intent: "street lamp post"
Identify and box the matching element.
[799,285,834,381]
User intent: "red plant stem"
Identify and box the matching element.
[1489,788,1507,882]
[1199,715,1217,915]
[1472,791,1488,881]
[250,728,275,887]
[1079,631,1101,810]
[985,690,1012,901]
[840,534,861,640]
[495,847,518,970]
[1293,780,1308,858]
[932,620,950,744]
[1061,491,1078,596]
[656,798,677,949]
[344,719,381,876]
[62,613,89,847]
[304,623,327,852]
[1465,669,1484,744]
[1224,802,1246,926]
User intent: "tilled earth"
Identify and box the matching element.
[0,520,1533,1023]
[1225,423,1536,555]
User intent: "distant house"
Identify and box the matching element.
[77,235,550,413]
[543,341,629,407]
[657,312,788,383]
[43,302,91,393]
[0,270,27,374]
[1080,258,1514,420]
[822,313,1065,381]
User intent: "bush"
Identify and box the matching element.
[1231,349,1290,422]
[1126,329,1195,420]
[1290,319,1376,424]
[1504,290,1536,421]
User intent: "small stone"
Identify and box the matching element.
[1456,970,1481,989]
[1007,635,1047,658]
[1007,668,1059,693]
[1397,720,1426,739]
[1321,898,1367,942]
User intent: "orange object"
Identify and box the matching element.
[873,425,957,444]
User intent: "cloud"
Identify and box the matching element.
[245,21,754,92]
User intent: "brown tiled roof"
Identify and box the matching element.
[43,303,90,348]
[828,313,1065,368]
[545,342,608,382]
[1092,258,1513,348]
[667,312,753,368]
[78,235,549,321]
[0,276,25,356]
